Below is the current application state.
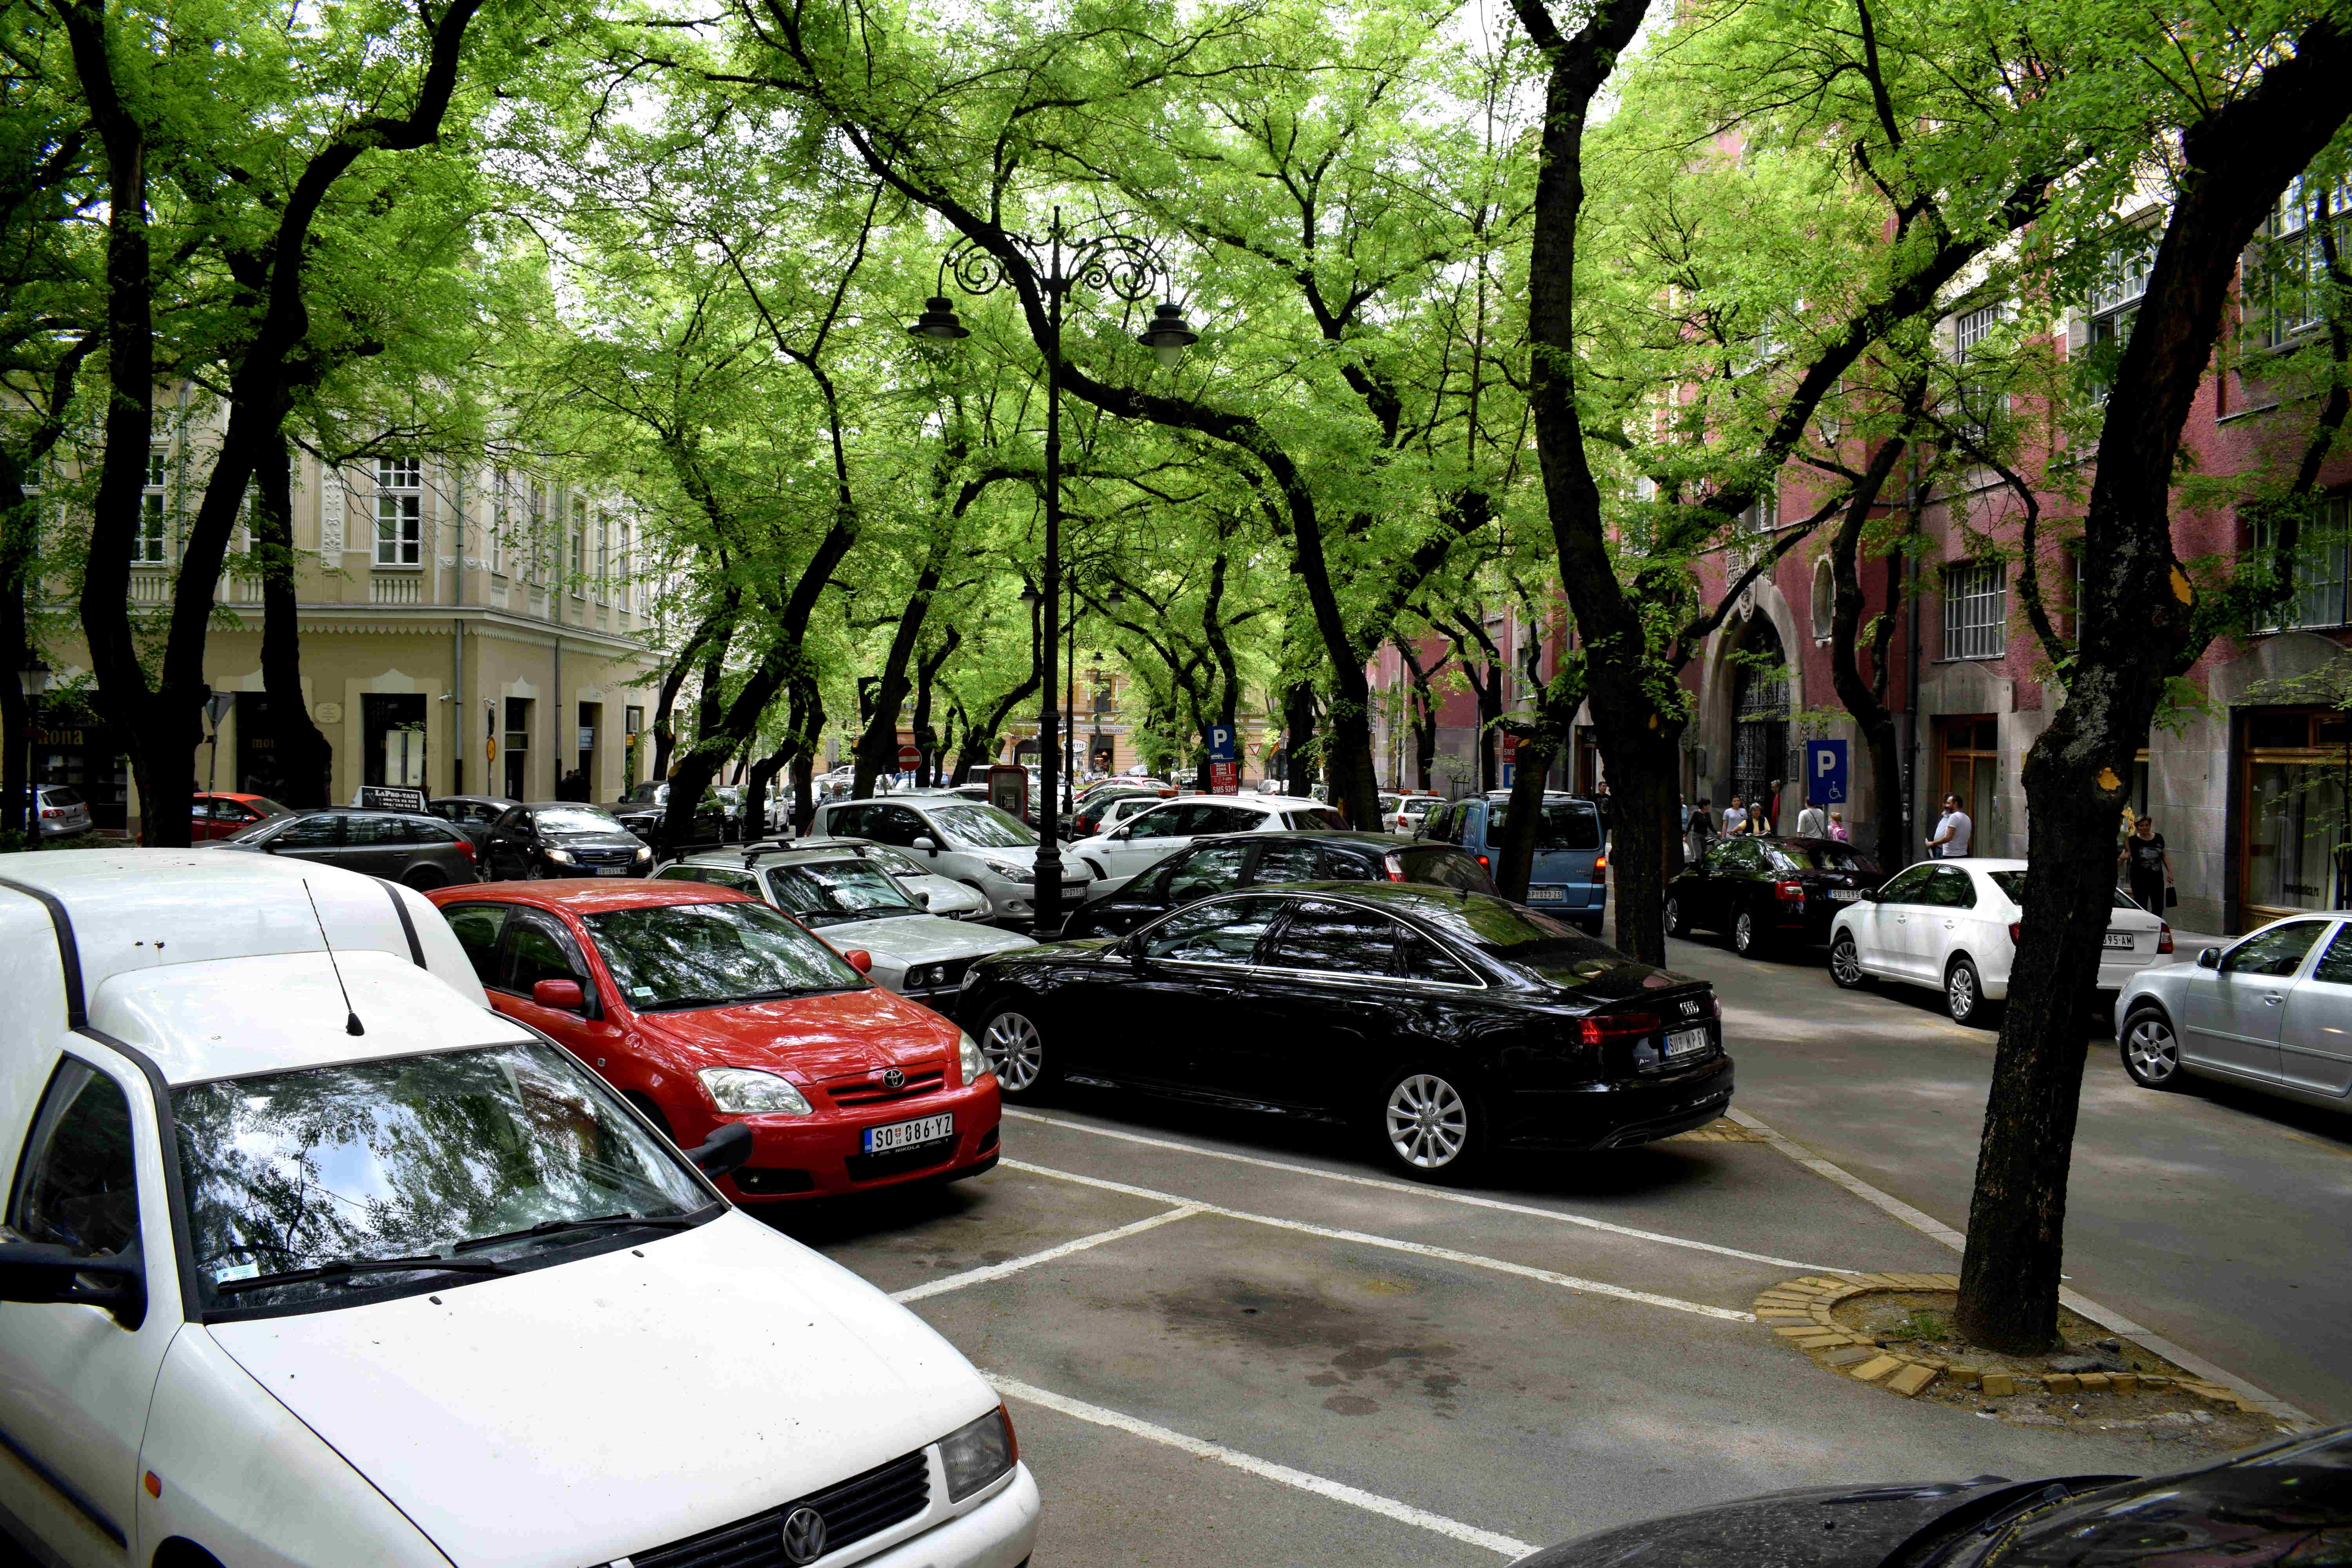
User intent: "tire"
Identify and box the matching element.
[2121,1008,2185,1090]
[1829,932,1868,989]
[1945,956,1995,1027]
[1664,895,1688,938]
[1375,1068,1485,1182]
[528,862,554,880]
[403,867,446,892]
[1732,909,1763,957]
[977,1004,1059,1100]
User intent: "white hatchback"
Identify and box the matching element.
[1066,794,1346,896]
[1826,856,2171,1026]
[0,851,1038,1568]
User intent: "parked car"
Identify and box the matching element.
[1828,857,2171,1026]
[1416,791,1608,936]
[1062,830,1499,939]
[1664,836,1886,956]
[810,795,1090,926]
[211,806,479,889]
[2114,911,2352,1107]
[427,791,518,851]
[428,879,1005,1200]
[1066,794,1345,896]
[1071,786,1160,837]
[189,789,283,841]
[608,779,730,850]
[772,835,994,920]
[657,844,1034,1009]
[960,883,1731,1179]
[0,850,1038,1568]
[480,801,653,880]
[1387,792,1443,836]
[1515,1423,2352,1568]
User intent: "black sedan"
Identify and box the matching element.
[481,802,655,880]
[1664,835,1884,956]
[212,808,479,889]
[428,793,518,851]
[1514,1422,2352,1566]
[606,781,730,852]
[1061,830,1498,939]
[962,882,1732,1180]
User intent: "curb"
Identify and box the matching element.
[1754,1274,2274,1412]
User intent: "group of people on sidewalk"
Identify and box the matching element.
[1686,780,1858,860]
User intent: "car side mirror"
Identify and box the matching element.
[1862,887,1881,902]
[0,1241,145,1328]
[912,836,938,856]
[913,889,932,910]
[2197,946,2220,969]
[842,949,873,974]
[532,978,586,1012]
[685,1122,754,1178]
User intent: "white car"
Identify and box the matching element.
[2112,913,2352,1107]
[659,844,1034,1006]
[1387,793,1443,836]
[809,796,1089,925]
[1067,794,1346,897]
[1827,856,2170,1025]
[0,851,1040,1568]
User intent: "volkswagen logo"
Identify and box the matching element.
[881,1067,906,1090]
[781,1505,828,1565]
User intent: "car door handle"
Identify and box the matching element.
[2265,993,2285,1005]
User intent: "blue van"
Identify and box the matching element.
[1416,791,1607,934]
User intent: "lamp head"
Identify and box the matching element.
[907,296,970,341]
[1136,302,1199,369]
[18,659,50,699]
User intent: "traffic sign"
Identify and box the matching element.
[1206,725,1236,764]
[897,743,921,770]
[1807,739,1848,805]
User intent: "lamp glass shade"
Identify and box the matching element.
[1136,302,1198,369]
[17,661,49,699]
[908,297,970,341]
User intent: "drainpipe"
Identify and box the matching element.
[1905,463,1925,866]
[552,634,562,801]
[451,618,464,795]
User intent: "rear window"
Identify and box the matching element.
[1283,808,1347,831]
[1395,846,1498,894]
[1989,871,2138,910]
[39,787,82,806]
[1485,799,1602,851]
[1412,897,1622,985]
[1764,843,1878,875]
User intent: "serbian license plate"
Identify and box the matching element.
[864,1112,954,1153]
[1664,1027,1711,1059]
[597,864,632,875]
[1528,886,1566,902]
[2103,932,2136,951]
[1829,888,1862,902]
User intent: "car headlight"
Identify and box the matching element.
[938,1405,1017,1503]
[977,856,1027,878]
[546,847,576,864]
[697,1067,812,1115]
[634,844,652,860]
[958,1031,989,1085]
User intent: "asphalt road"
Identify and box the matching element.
[1660,927,2352,1425]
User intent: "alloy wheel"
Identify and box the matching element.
[1385,1073,1469,1171]
[1947,962,1980,1023]
[1665,897,1684,938]
[981,1011,1046,1093]
[1733,911,1757,955]
[1830,935,1864,988]
[2125,1016,2181,1087]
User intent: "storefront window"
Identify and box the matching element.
[2243,707,2352,919]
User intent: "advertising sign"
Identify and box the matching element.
[1807,739,1849,806]
[986,762,1029,821]
[359,784,429,813]
[1209,760,1239,795]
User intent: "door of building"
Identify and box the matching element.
[2241,706,2352,924]
[1731,622,1788,827]
[362,693,427,790]
[1936,716,2000,853]
[503,696,534,801]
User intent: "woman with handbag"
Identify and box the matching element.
[2119,815,2174,912]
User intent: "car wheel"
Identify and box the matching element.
[1945,957,1994,1027]
[1665,895,1688,938]
[1377,1069,1483,1182]
[977,1005,1058,1100]
[624,1093,675,1142]
[527,863,553,880]
[2122,1009,2185,1090]
[403,867,446,892]
[1829,932,1868,989]
[1732,909,1762,957]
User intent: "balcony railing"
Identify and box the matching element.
[370,573,421,606]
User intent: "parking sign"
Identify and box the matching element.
[1807,739,1848,806]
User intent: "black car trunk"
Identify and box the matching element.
[1572,981,1721,1077]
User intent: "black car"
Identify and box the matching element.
[429,793,519,851]
[1515,1422,2352,1567]
[606,781,729,852]
[962,882,1732,1180]
[212,808,480,889]
[482,802,655,880]
[1664,835,1884,956]
[1060,831,1499,939]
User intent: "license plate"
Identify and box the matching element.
[1829,888,1861,902]
[863,1112,954,1153]
[1528,886,1566,902]
[2103,932,2136,950]
[597,865,631,875]
[1664,1028,1711,1058]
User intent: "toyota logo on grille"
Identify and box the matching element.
[881,1067,906,1090]
[781,1505,828,1564]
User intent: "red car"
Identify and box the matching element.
[192,790,289,840]
[425,879,1001,1202]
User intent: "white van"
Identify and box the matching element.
[0,850,1038,1568]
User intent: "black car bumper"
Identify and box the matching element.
[1495,1055,1735,1151]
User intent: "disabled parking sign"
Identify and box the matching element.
[1807,739,1847,806]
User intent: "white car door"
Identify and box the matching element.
[2280,921,2352,1096]
[0,1044,181,1568]
[1104,802,1205,881]
[1919,866,1987,985]
[1859,863,1937,980]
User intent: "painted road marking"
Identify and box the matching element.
[990,1373,1544,1560]
[891,1206,1200,1304]
[1004,1107,1845,1272]
[1005,1158,1756,1324]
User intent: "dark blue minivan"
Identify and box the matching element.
[1414,792,1607,934]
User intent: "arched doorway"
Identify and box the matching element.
[1731,616,1789,824]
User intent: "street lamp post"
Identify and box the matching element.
[910,211,1197,935]
[18,659,50,841]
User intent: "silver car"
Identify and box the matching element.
[809,797,1089,926]
[33,784,92,840]
[2114,913,2352,1111]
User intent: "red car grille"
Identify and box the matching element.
[825,1067,946,1107]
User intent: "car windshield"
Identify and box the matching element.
[583,899,867,1009]
[1485,799,1602,850]
[930,802,1037,848]
[1414,896,1623,984]
[1764,842,1878,874]
[172,1042,708,1315]
[220,813,297,844]
[535,806,622,834]
[1397,847,1498,894]
[1987,871,2138,909]
[764,860,922,926]
[857,845,929,879]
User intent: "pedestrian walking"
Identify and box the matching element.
[1722,795,1749,835]
[1827,809,1849,842]
[2119,815,2174,911]
[1795,800,1828,837]
[1686,796,1716,862]
[1765,777,1785,834]
[1927,792,1972,858]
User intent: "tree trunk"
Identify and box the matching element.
[789,677,824,837]
[852,546,944,799]
[911,628,960,787]
[1280,681,1317,796]
[255,435,333,805]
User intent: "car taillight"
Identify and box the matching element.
[1592,852,1608,883]
[2008,922,2021,944]
[1578,1010,1661,1045]
[1476,853,1489,869]
[457,839,477,861]
[2159,922,2173,954]
[40,807,62,819]
[1383,851,1407,883]
[1774,879,1804,902]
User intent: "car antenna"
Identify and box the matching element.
[302,880,365,1036]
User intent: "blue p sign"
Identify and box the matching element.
[1808,740,1848,806]
[1207,725,1237,763]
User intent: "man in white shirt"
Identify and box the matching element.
[1721,796,1748,835]
[1928,793,1973,858]
[1795,800,1828,837]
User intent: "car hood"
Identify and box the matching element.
[630,984,958,1080]
[817,914,1034,964]
[1511,1477,2035,1568]
[545,830,642,850]
[206,1213,998,1568]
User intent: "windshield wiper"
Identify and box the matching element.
[454,1212,698,1253]
[216,1255,515,1294]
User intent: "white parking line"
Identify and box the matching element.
[891,1206,1200,1304]
[1004,1158,1756,1323]
[989,1373,1544,1560]
[1004,1107,1844,1272]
